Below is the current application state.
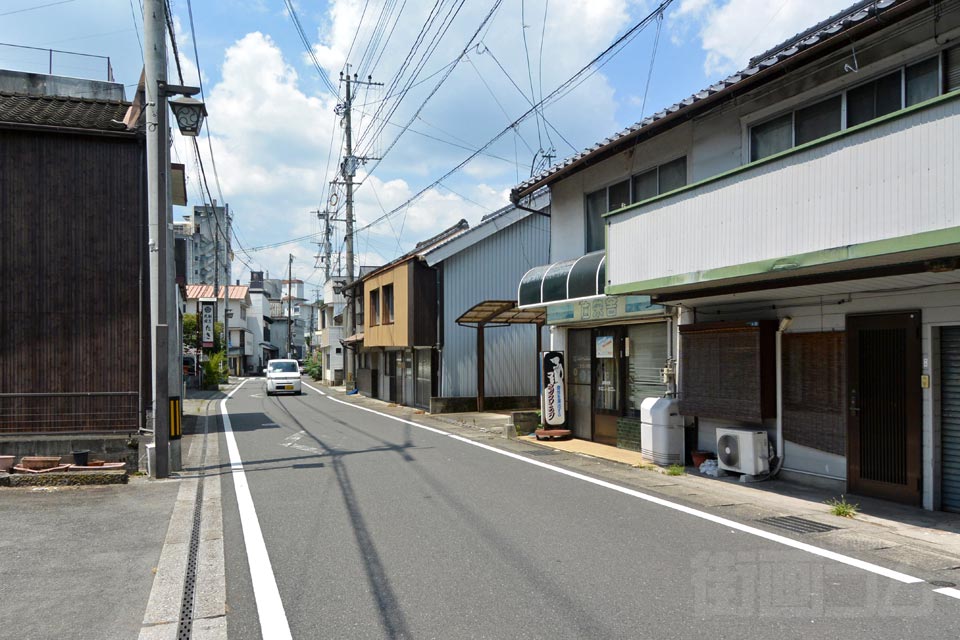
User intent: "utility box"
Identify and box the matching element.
[640,397,684,465]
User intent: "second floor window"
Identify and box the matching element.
[750,53,945,162]
[382,284,395,324]
[585,157,687,253]
[370,289,380,326]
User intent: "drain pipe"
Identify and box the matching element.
[773,316,793,476]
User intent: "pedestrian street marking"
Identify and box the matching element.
[280,430,324,455]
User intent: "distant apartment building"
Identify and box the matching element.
[174,203,232,286]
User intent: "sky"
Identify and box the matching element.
[0,0,854,294]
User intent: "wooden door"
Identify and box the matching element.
[847,312,922,505]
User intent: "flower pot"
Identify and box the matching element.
[0,455,14,472]
[71,450,91,466]
[691,450,713,468]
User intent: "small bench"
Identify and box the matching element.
[534,428,572,441]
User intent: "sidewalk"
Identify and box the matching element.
[326,385,960,584]
[0,384,231,639]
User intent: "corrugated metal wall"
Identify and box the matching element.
[0,129,147,433]
[441,212,549,397]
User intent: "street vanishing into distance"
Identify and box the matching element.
[212,379,960,639]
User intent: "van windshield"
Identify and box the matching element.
[270,362,298,373]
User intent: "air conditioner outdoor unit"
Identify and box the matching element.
[716,428,769,475]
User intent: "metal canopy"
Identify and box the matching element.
[518,250,605,308]
[456,300,546,327]
[454,300,545,414]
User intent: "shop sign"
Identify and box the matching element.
[547,295,661,325]
[541,351,566,426]
[201,302,214,348]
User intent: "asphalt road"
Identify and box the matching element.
[216,379,960,639]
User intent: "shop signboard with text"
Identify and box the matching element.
[540,351,566,427]
[201,301,214,348]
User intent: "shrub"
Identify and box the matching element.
[202,351,228,389]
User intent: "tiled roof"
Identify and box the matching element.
[184,284,249,301]
[0,92,135,132]
[512,0,910,199]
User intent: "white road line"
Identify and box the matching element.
[303,382,926,586]
[934,587,960,600]
[221,380,293,640]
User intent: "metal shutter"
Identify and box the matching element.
[942,327,960,513]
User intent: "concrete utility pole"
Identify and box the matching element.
[343,71,356,387]
[222,205,230,376]
[287,253,294,359]
[145,0,170,478]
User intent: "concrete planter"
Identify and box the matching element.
[0,455,14,472]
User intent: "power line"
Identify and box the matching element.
[0,0,75,18]
[353,0,676,235]
[282,0,341,97]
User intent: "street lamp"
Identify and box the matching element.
[168,94,207,136]
[161,83,207,136]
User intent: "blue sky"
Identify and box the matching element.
[0,0,852,290]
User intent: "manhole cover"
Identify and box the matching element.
[757,515,840,534]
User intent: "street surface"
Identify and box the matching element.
[216,379,960,639]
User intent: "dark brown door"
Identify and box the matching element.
[847,312,922,504]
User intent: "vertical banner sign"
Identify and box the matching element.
[201,301,214,348]
[541,351,566,427]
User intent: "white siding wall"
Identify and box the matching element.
[609,98,960,289]
[441,213,550,397]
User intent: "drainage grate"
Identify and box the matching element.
[178,409,211,639]
[526,450,559,457]
[757,515,840,535]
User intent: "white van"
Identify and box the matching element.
[265,359,302,396]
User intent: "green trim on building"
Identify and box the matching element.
[606,226,960,296]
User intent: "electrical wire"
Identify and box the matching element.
[354,0,676,235]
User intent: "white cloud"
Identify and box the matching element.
[672,0,853,77]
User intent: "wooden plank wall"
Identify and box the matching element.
[0,128,148,433]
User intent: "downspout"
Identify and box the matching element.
[774,316,793,476]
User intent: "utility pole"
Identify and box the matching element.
[287,253,293,358]
[343,71,356,387]
[144,0,170,478]
[337,69,381,387]
[222,205,231,376]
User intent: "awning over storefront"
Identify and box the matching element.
[518,250,605,308]
[260,342,279,351]
[456,300,546,327]
[344,332,364,343]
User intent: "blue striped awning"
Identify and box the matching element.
[517,251,605,308]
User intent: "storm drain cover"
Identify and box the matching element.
[526,450,559,457]
[758,515,840,535]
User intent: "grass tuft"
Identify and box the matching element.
[665,463,686,476]
[826,495,859,518]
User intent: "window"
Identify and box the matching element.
[335,347,342,354]
[750,113,793,161]
[585,189,606,252]
[585,157,688,252]
[794,95,841,145]
[382,284,394,324]
[846,71,901,127]
[369,289,380,326]
[607,180,630,212]
[751,54,944,161]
